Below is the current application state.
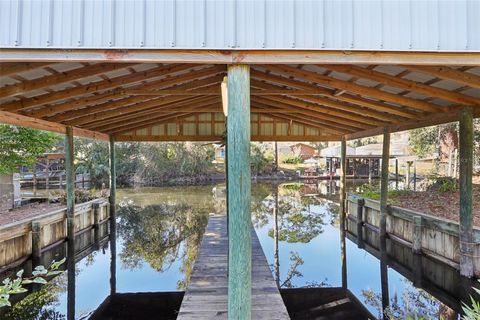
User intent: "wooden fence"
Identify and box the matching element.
[0,198,109,270]
[346,193,480,277]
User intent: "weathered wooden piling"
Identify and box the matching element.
[340,138,347,231]
[65,126,75,320]
[380,128,390,239]
[109,136,117,295]
[412,216,422,254]
[459,107,474,278]
[356,198,365,247]
[226,64,251,319]
[31,221,42,263]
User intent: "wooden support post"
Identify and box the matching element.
[395,158,399,190]
[109,136,117,294]
[406,161,412,190]
[227,64,251,319]
[274,141,279,172]
[65,126,75,320]
[413,161,417,191]
[273,190,280,288]
[368,159,372,184]
[109,137,116,211]
[93,202,100,245]
[459,107,474,278]
[340,226,348,290]
[356,198,365,248]
[412,216,422,254]
[380,128,390,239]
[31,221,42,264]
[340,139,347,231]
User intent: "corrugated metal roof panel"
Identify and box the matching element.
[1,0,478,51]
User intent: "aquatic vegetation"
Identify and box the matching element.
[0,258,65,308]
[462,280,480,320]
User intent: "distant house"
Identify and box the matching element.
[355,143,410,157]
[290,143,316,160]
[214,145,225,162]
[320,145,355,157]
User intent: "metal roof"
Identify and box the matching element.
[1,0,479,52]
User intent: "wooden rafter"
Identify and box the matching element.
[0,62,52,77]
[251,79,402,123]
[252,96,372,130]
[0,110,108,141]
[401,65,480,90]
[326,65,480,106]
[265,65,447,113]
[251,69,420,119]
[0,63,137,99]
[37,67,225,119]
[252,100,355,134]
[0,64,197,112]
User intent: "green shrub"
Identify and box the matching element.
[283,156,303,165]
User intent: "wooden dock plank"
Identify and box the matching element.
[177,214,290,320]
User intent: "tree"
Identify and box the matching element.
[0,125,59,174]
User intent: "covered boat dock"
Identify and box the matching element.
[1,1,480,318]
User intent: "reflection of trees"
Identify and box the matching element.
[2,280,66,320]
[361,279,456,320]
[116,202,208,289]
[251,183,330,289]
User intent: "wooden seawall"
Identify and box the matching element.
[0,198,109,270]
[177,214,290,319]
[346,193,480,277]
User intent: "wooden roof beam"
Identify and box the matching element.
[0,63,199,112]
[259,95,388,127]
[252,96,373,130]
[401,65,480,91]
[37,67,225,120]
[251,69,419,119]
[251,79,402,123]
[251,99,357,134]
[326,65,480,106]
[0,62,52,77]
[265,65,447,113]
[0,63,137,99]
[106,112,196,135]
[0,110,108,141]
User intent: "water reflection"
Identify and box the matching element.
[0,181,477,319]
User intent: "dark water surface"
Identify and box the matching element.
[1,181,476,319]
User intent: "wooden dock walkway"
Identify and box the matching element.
[177,214,290,319]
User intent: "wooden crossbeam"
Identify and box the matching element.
[0,63,136,99]
[0,62,52,77]
[124,88,338,96]
[2,49,480,66]
[265,65,447,113]
[39,68,225,120]
[401,65,480,91]
[0,64,197,112]
[0,110,108,141]
[251,69,419,119]
[327,65,480,106]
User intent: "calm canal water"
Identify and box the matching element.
[1,181,475,319]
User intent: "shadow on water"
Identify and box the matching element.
[0,181,478,319]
